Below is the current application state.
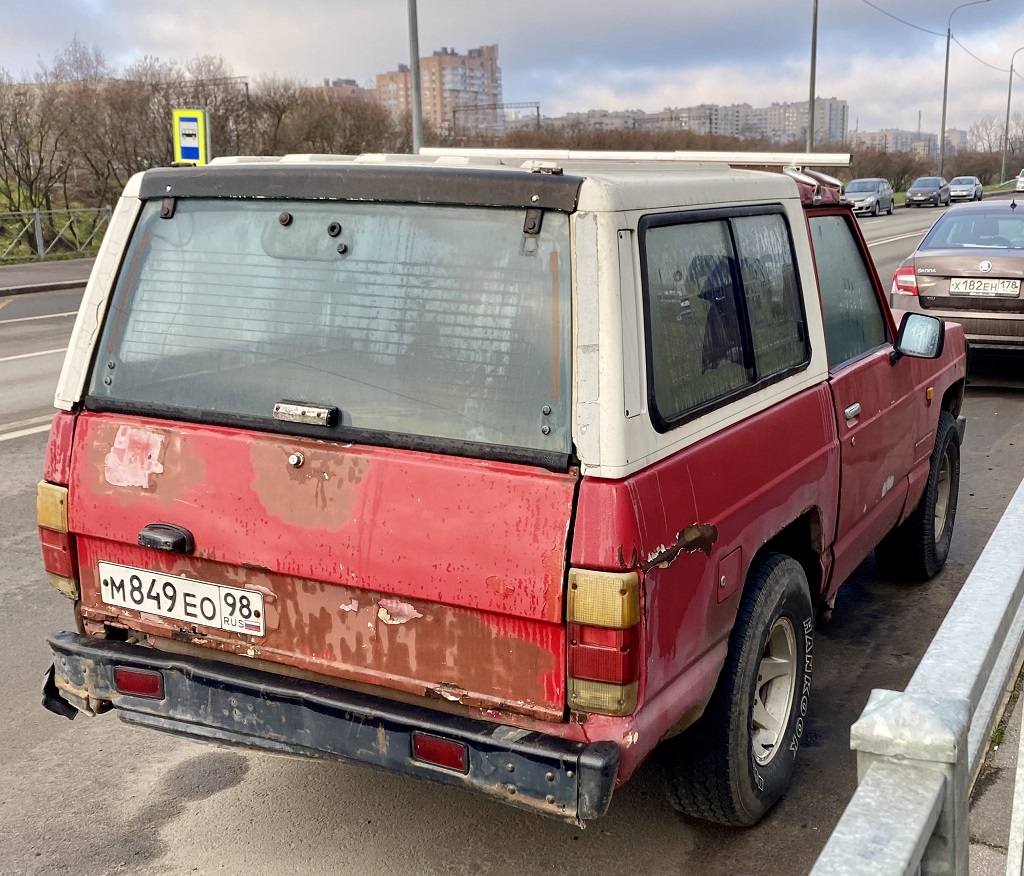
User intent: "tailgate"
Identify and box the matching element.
[69,412,578,720]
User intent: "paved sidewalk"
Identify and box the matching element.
[0,257,94,295]
[971,676,1023,874]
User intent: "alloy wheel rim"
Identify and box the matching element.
[934,451,952,540]
[751,616,798,767]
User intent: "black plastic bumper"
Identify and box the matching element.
[44,631,619,823]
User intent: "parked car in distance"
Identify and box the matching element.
[949,176,983,202]
[844,177,895,215]
[1016,169,1024,192]
[905,177,951,207]
[891,200,1024,350]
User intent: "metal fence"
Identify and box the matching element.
[811,476,1024,875]
[0,207,111,261]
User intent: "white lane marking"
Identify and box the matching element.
[0,347,67,363]
[0,423,51,442]
[3,414,53,431]
[867,231,926,248]
[0,311,76,325]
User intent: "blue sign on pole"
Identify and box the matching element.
[172,109,209,165]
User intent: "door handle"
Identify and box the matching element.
[844,403,862,420]
[138,523,195,554]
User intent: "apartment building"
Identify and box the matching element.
[376,45,503,134]
[847,128,939,156]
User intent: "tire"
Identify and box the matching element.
[875,410,961,582]
[657,554,813,826]
[872,202,880,216]
[887,200,895,215]
[978,191,983,201]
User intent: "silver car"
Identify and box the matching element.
[949,176,983,201]
[843,177,895,216]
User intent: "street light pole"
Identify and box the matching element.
[938,0,991,177]
[1001,47,1024,185]
[807,0,818,153]
[407,0,423,154]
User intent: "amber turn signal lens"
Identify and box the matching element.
[36,481,69,532]
[567,568,640,629]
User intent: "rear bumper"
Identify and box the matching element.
[44,631,619,824]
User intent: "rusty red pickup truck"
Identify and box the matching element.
[38,149,967,827]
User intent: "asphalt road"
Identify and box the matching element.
[2,209,1023,876]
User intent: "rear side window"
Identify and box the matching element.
[88,199,572,459]
[641,208,809,430]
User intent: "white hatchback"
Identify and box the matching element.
[1016,169,1024,192]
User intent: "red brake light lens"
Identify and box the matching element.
[568,623,640,685]
[114,667,165,699]
[411,732,468,773]
[891,265,918,296]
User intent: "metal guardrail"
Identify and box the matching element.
[811,476,1024,875]
[0,207,111,261]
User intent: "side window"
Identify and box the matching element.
[642,209,809,429]
[808,214,888,370]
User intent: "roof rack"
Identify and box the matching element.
[418,147,850,169]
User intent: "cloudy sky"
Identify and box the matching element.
[3,0,1023,135]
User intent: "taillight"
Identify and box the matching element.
[39,412,79,599]
[37,480,78,600]
[567,568,641,717]
[891,265,918,296]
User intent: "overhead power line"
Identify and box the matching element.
[858,0,943,37]
[859,0,1016,76]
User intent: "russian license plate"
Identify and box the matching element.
[949,277,1020,297]
[98,561,265,636]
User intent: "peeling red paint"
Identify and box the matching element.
[69,412,576,720]
[103,425,165,488]
[377,598,423,625]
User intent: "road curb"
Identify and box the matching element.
[0,280,88,297]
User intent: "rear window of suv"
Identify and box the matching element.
[88,198,572,459]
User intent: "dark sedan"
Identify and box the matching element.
[905,177,951,207]
[890,201,1024,350]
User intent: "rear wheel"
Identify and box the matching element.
[657,553,813,826]
[875,410,961,582]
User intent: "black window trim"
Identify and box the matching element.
[638,203,812,434]
[81,396,576,473]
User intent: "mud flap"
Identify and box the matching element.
[41,664,79,720]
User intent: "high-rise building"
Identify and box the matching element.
[376,45,503,135]
[847,129,938,155]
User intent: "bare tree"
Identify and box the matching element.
[968,116,1002,152]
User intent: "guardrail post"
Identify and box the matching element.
[33,209,44,259]
[851,688,972,875]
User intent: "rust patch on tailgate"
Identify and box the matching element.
[250,443,368,530]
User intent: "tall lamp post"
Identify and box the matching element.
[938,0,991,177]
[407,0,423,154]
[1001,47,1024,185]
[807,0,819,153]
